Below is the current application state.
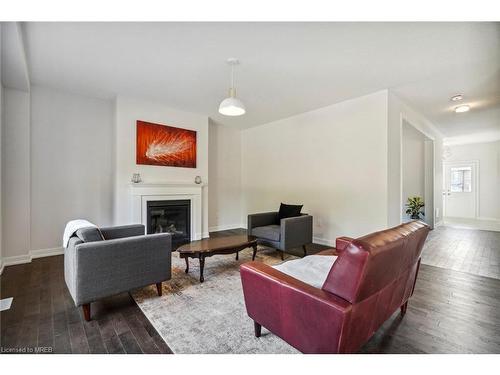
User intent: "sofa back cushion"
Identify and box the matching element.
[75,227,105,243]
[322,221,429,303]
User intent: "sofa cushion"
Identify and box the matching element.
[278,203,303,220]
[75,227,104,243]
[272,255,338,289]
[252,225,281,242]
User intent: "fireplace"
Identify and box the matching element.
[147,199,191,245]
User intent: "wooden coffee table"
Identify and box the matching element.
[177,235,258,283]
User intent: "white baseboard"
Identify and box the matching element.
[312,236,335,247]
[477,217,500,222]
[0,247,64,274]
[208,224,245,233]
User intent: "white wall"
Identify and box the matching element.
[30,86,114,251]
[0,24,3,270]
[388,91,444,227]
[241,90,389,245]
[114,96,209,236]
[2,88,31,259]
[446,141,500,220]
[208,120,242,231]
[402,121,425,221]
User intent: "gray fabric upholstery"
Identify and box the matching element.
[247,212,313,254]
[247,212,279,233]
[251,225,281,242]
[75,227,104,243]
[64,225,171,306]
[100,224,145,240]
[281,215,313,250]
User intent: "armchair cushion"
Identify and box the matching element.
[278,203,303,220]
[273,255,338,288]
[252,225,281,242]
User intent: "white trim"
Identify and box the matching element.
[477,217,500,222]
[0,247,64,273]
[208,224,244,233]
[312,236,335,247]
[30,247,64,259]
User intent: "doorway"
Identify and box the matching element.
[401,120,435,228]
[443,160,478,219]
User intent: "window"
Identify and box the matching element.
[450,167,472,192]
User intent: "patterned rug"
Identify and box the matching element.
[132,246,300,354]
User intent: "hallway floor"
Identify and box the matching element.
[421,225,500,279]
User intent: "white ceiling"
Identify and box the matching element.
[23,22,500,136]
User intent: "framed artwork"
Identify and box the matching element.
[136,120,197,168]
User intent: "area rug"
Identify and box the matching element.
[132,246,300,354]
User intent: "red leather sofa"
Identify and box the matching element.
[240,221,430,353]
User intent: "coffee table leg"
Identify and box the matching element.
[184,257,189,273]
[235,251,239,260]
[252,244,257,261]
[199,254,205,283]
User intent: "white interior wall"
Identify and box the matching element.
[114,96,209,236]
[241,90,389,245]
[445,141,500,220]
[388,91,443,228]
[208,120,242,231]
[0,24,3,270]
[2,88,31,259]
[30,86,114,252]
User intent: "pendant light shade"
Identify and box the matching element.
[219,59,246,116]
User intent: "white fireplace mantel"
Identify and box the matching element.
[129,183,206,240]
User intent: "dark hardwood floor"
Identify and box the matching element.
[1,228,499,354]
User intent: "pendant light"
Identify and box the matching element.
[219,58,246,116]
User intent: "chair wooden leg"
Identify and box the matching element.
[254,321,262,337]
[400,301,408,316]
[302,245,307,257]
[156,282,163,296]
[280,250,284,261]
[82,303,91,321]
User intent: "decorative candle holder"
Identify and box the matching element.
[131,173,142,183]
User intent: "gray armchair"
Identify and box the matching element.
[247,212,313,260]
[64,224,171,321]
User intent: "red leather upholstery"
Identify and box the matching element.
[240,221,430,353]
[335,236,353,254]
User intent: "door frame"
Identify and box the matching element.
[442,159,480,219]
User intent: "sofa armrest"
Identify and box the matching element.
[99,224,145,239]
[247,212,278,234]
[72,233,171,305]
[240,261,351,353]
[280,215,313,250]
[335,236,354,254]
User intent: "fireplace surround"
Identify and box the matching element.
[129,183,205,241]
[147,199,191,245]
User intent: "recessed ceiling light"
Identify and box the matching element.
[455,105,470,113]
[451,94,463,101]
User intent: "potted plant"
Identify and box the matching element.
[405,196,425,220]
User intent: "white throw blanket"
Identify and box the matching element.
[63,219,97,248]
[272,255,338,289]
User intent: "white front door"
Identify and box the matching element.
[443,161,477,218]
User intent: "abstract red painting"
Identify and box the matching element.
[136,120,197,168]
